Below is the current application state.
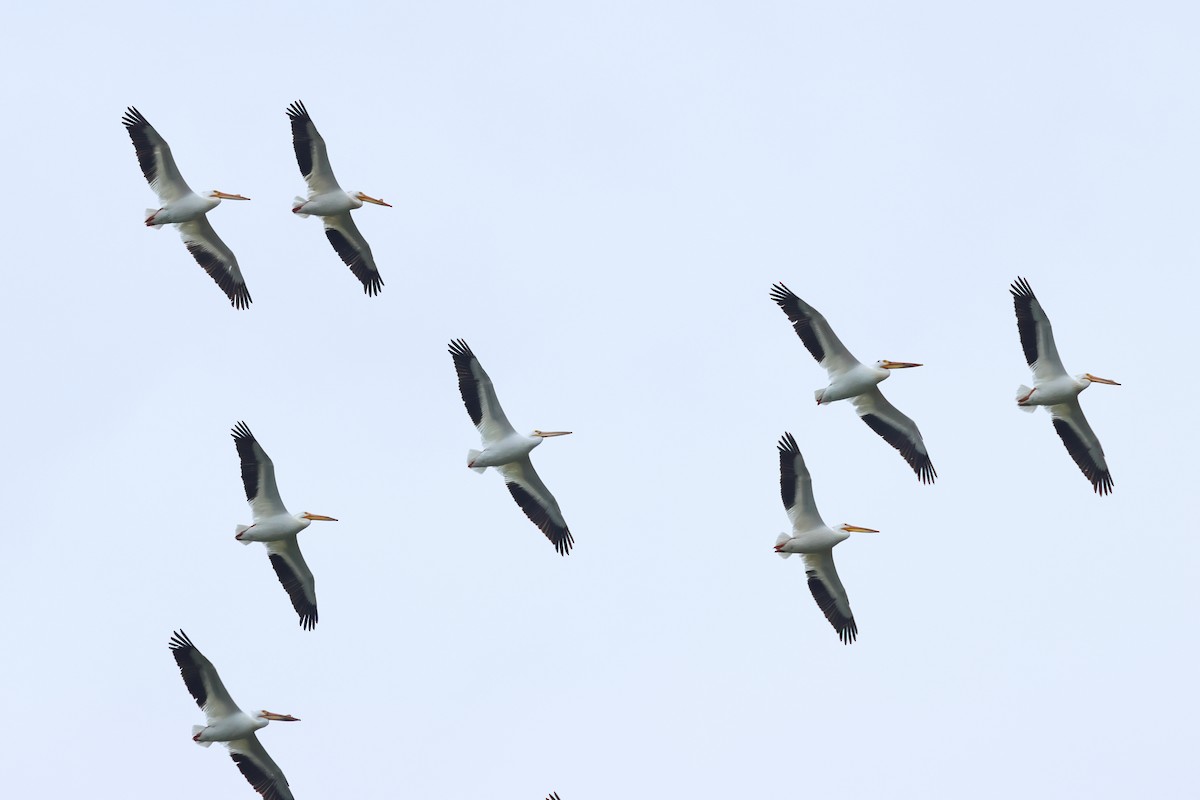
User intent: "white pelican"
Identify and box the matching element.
[169,630,299,800]
[122,107,252,309]
[232,421,337,629]
[1011,277,1119,494]
[287,100,391,296]
[773,433,878,644]
[770,282,936,484]
[449,339,575,555]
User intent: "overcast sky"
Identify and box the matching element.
[1,2,1197,798]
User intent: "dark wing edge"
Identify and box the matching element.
[1010,276,1041,368]
[1051,417,1114,495]
[506,481,574,556]
[121,106,161,188]
[324,225,383,296]
[448,339,484,427]
[805,574,858,645]
[777,432,800,510]
[168,630,209,710]
[860,414,937,484]
[230,748,292,800]
[268,553,318,631]
[285,100,315,180]
[769,282,826,363]
[184,241,253,309]
[231,421,261,502]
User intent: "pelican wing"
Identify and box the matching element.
[266,538,318,630]
[1011,277,1067,383]
[448,339,516,441]
[324,213,384,296]
[851,387,936,484]
[168,630,241,721]
[232,422,288,519]
[228,734,296,800]
[769,282,861,376]
[177,217,252,309]
[122,107,193,203]
[801,553,857,644]
[498,456,574,555]
[777,432,822,531]
[1049,399,1114,494]
[286,100,341,195]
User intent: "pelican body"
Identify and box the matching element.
[773,433,878,644]
[449,339,575,555]
[770,282,936,483]
[1011,277,1120,494]
[122,107,253,309]
[232,421,337,630]
[169,631,300,800]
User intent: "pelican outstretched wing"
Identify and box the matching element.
[498,456,574,556]
[287,100,341,196]
[777,432,823,531]
[169,630,242,722]
[324,213,383,296]
[228,734,296,800]
[266,538,319,630]
[448,340,517,442]
[122,106,193,203]
[770,282,861,377]
[178,218,252,309]
[1049,399,1114,494]
[851,387,936,484]
[1011,277,1068,383]
[801,553,857,644]
[232,422,287,519]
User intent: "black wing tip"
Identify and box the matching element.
[448,338,474,357]
[1050,418,1114,495]
[168,629,195,651]
[285,99,309,120]
[1010,276,1035,299]
[777,431,799,454]
[360,273,384,296]
[268,553,319,630]
[547,794,562,800]
[506,482,574,555]
[230,285,254,309]
[768,281,796,302]
[121,106,148,128]
[859,414,937,484]
[231,421,255,442]
[807,574,858,644]
[1093,474,1115,495]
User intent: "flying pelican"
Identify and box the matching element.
[770,282,936,484]
[169,630,300,800]
[773,433,878,644]
[287,100,391,296]
[1011,277,1119,494]
[449,339,575,555]
[121,107,252,309]
[232,421,337,629]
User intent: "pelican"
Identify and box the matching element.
[287,100,391,296]
[773,433,877,644]
[121,107,252,309]
[232,421,337,629]
[449,339,574,555]
[770,282,936,484]
[1011,277,1119,494]
[169,630,299,800]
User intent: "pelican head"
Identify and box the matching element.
[299,512,338,522]
[1079,373,1121,388]
[257,710,300,724]
[208,190,251,202]
[353,191,392,208]
[838,523,879,534]
[876,360,922,370]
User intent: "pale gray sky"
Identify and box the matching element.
[1,2,1197,798]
